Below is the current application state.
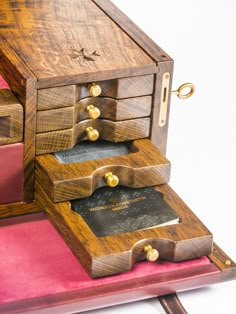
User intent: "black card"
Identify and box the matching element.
[71,186,179,237]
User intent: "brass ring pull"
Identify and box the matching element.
[104,172,119,188]
[172,83,195,99]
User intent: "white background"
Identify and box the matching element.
[85,0,236,313]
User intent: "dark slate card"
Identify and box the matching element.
[71,186,179,237]
[54,141,130,164]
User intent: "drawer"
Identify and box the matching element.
[36,96,152,133]
[0,90,23,145]
[35,183,213,278]
[35,139,171,202]
[37,75,154,110]
[35,117,150,155]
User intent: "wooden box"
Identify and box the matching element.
[0,0,235,312]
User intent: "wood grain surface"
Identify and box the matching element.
[35,183,213,278]
[36,117,150,155]
[0,0,156,87]
[151,61,174,154]
[37,75,154,110]
[0,89,23,145]
[37,96,152,133]
[0,37,37,202]
[0,202,41,219]
[35,139,171,202]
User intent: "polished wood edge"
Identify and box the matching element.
[151,61,174,154]
[23,78,37,201]
[208,243,236,281]
[93,0,173,64]
[0,35,36,80]
[0,202,41,220]
[35,65,158,90]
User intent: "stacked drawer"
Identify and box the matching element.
[35,74,171,202]
[36,75,154,155]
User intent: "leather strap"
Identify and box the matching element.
[158,293,188,314]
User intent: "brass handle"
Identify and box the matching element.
[86,126,99,141]
[172,83,195,99]
[88,83,102,97]
[86,105,101,119]
[104,172,119,188]
[144,244,159,262]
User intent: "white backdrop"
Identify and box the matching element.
[86,1,236,313]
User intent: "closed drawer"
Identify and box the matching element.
[35,139,171,202]
[0,90,23,145]
[37,75,154,110]
[37,96,152,133]
[35,117,150,155]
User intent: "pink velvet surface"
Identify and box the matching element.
[0,213,211,305]
[0,75,10,89]
[0,143,24,204]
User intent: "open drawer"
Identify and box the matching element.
[35,182,214,278]
[35,139,171,202]
[0,89,23,145]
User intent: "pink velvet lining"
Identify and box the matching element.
[0,77,24,204]
[0,76,10,89]
[0,213,211,305]
[0,143,24,204]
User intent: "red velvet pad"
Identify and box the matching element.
[0,76,24,204]
[0,213,211,306]
[0,75,10,89]
[0,143,24,204]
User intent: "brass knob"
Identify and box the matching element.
[172,82,195,99]
[86,126,99,141]
[86,105,101,119]
[144,244,159,262]
[104,172,119,188]
[89,83,102,97]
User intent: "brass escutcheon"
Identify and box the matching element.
[86,126,99,141]
[86,104,101,119]
[172,82,195,99]
[144,244,159,262]
[104,172,119,188]
[88,83,102,97]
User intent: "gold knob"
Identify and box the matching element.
[86,105,101,119]
[89,83,102,97]
[144,245,159,262]
[86,126,99,141]
[172,82,195,99]
[104,172,119,188]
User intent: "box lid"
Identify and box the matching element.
[0,0,162,87]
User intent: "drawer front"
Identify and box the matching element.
[35,139,170,202]
[37,75,154,111]
[0,90,23,145]
[36,96,152,133]
[36,118,150,155]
